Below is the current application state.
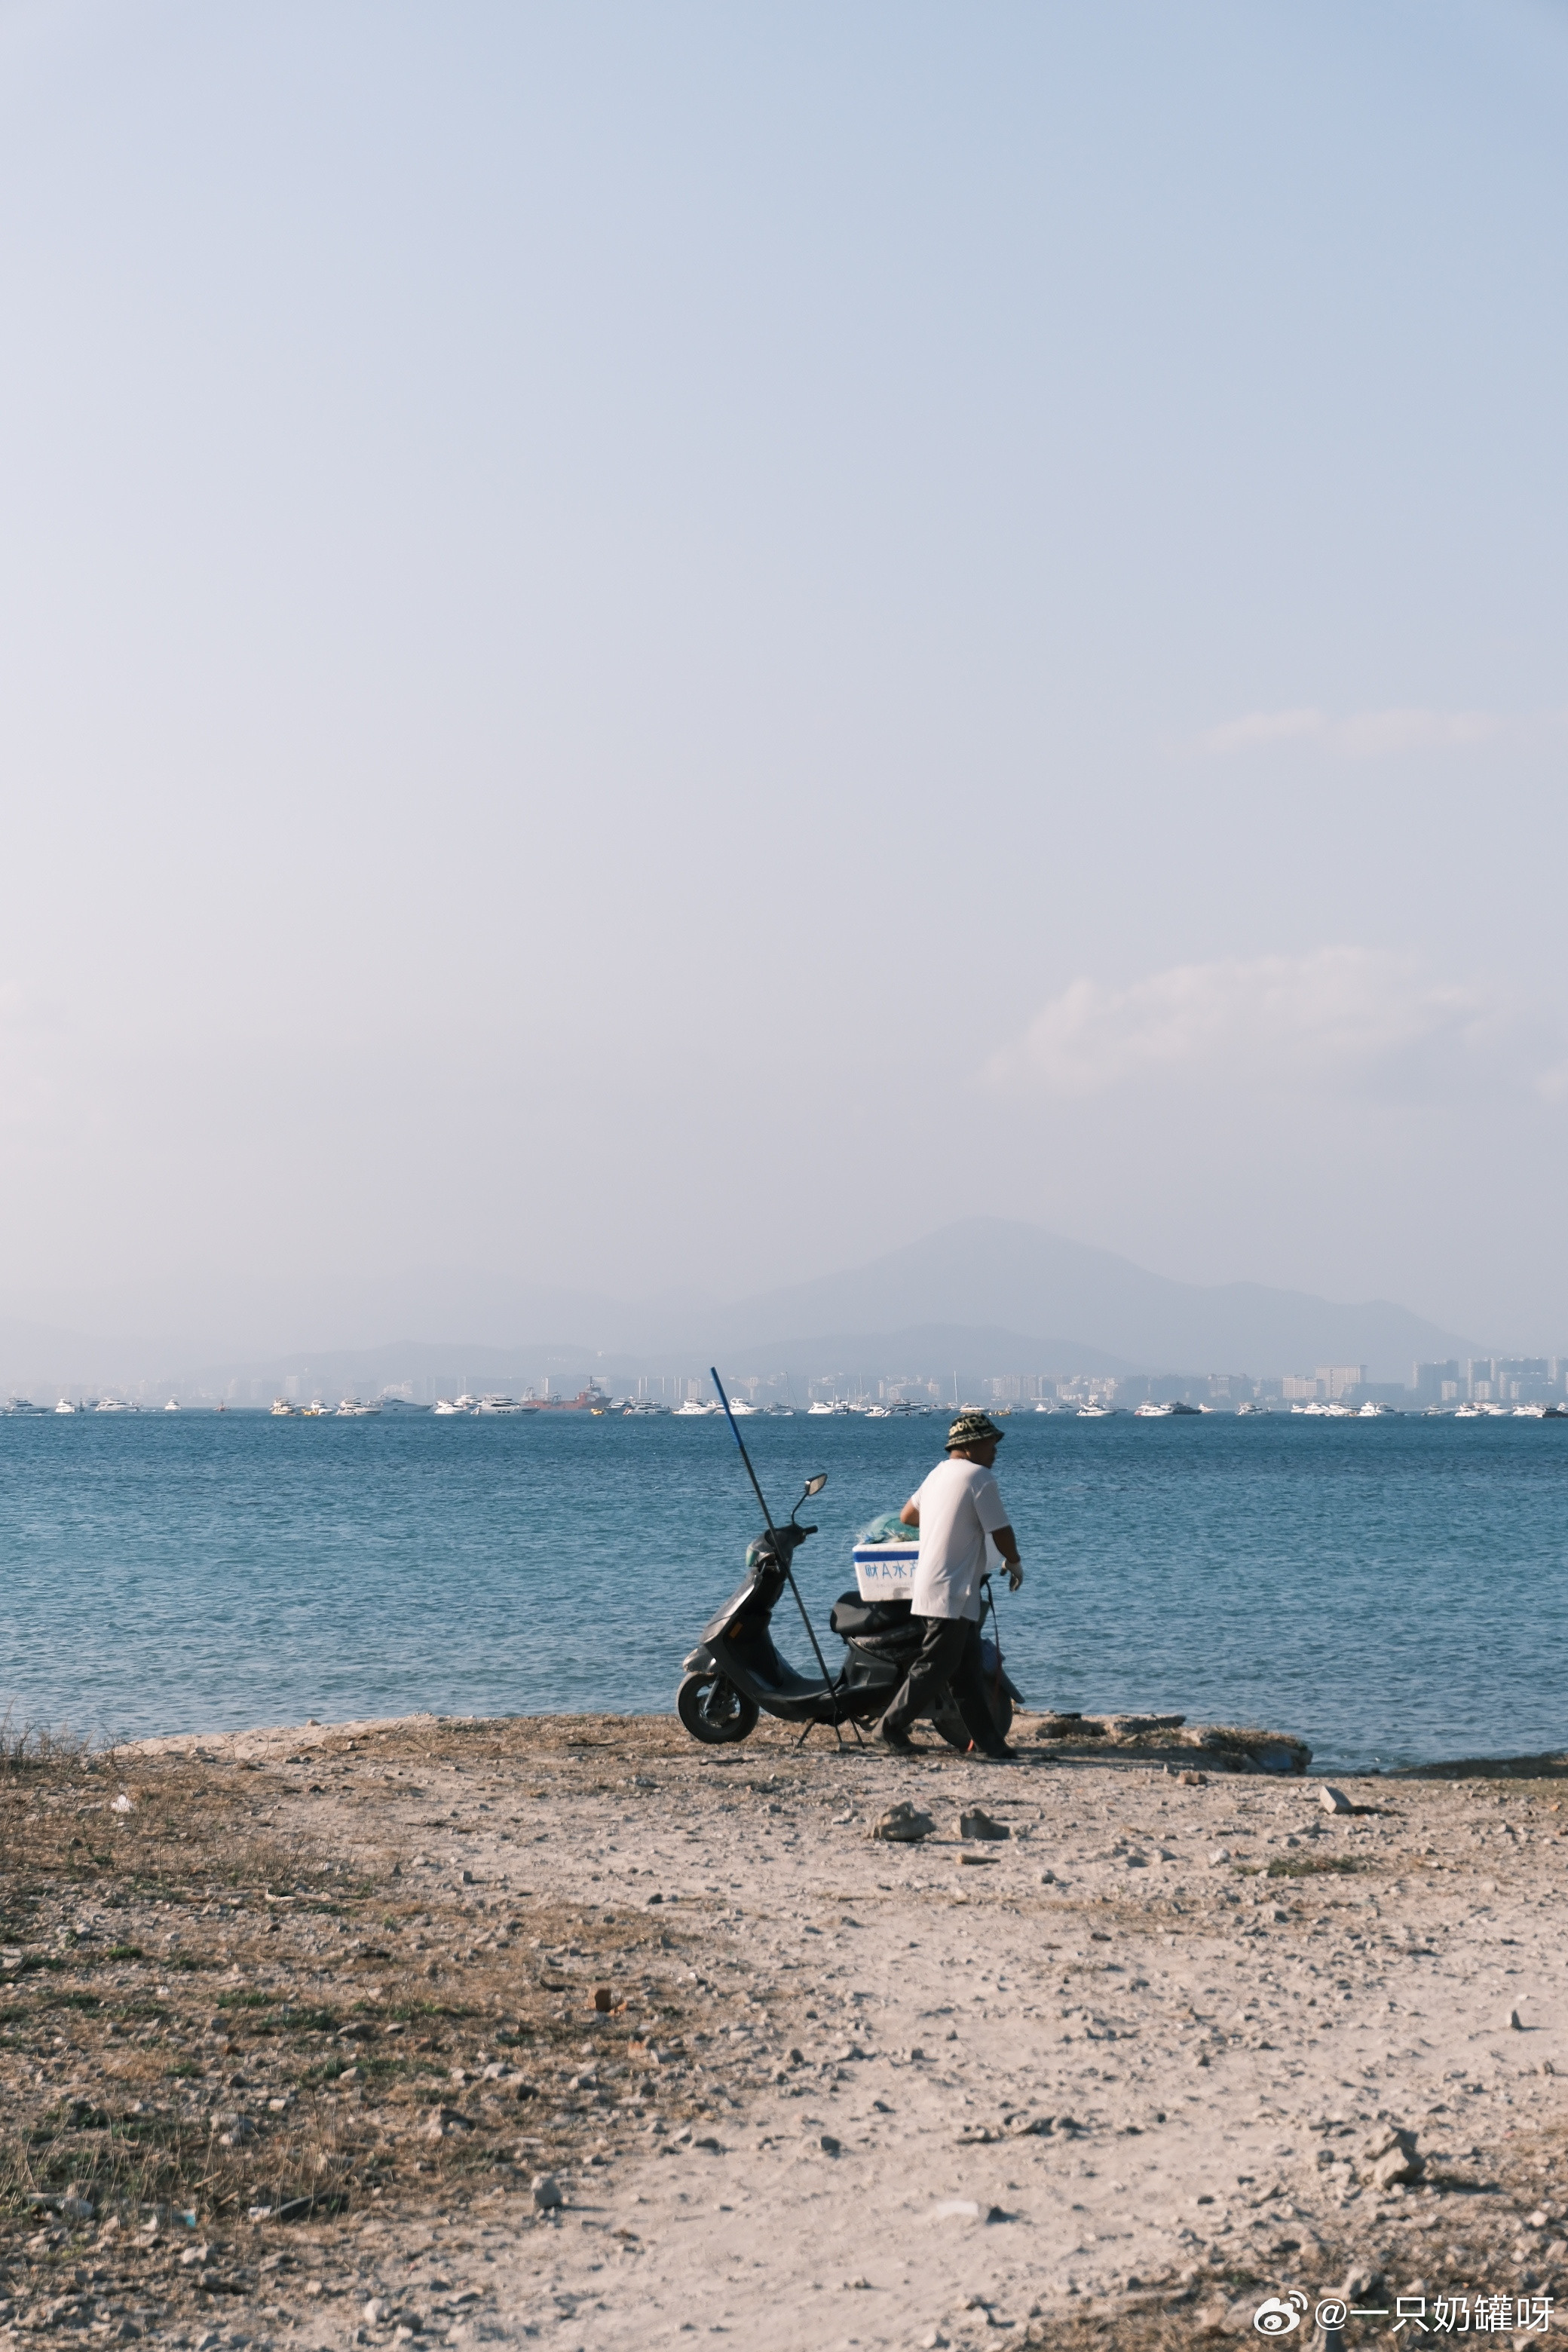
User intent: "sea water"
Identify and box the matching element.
[1,1410,1564,1771]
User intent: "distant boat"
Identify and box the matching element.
[1077,1403,1110,1418]
[95,1397,136,1413]
[622,1396,662,1416]
[164,1398,179,1412]
[271,1399,296,1417]
[675,1398,717,1416]
[299,1398,330,1417]
[1453,1403,1483,1419]
[1358,1401,1398,1418]
[432,1398,470,1416]
[1514,1403,1548,1417]
[807,1400,835,1416]
[727,1397,761,1416]
[55,1398,80,1414]
[862,1404,892,1419]
[1133,1400,1168,1418]
[335,1398,381,1417]
[476,1395,525,1415]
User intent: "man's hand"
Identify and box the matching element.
[1006,1563,1024,1593]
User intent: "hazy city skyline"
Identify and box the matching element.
[2,4,1566,1350]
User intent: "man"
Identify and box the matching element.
[875,1408,1024,1761]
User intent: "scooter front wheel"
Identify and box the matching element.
[676,1671,760,1747]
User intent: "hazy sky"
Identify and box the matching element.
[2,0,1566,1349]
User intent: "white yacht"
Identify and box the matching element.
[1133,1399,1169,1418]
[675,1397,717,1416]
[271,1398,296,1416]
[807,1399,835,1415]
[1077,1402,1110,1418]
[300,1398,330,1416]
[623,1396,661,1416]
[95,1396,136,1413]
[164,1398,179,1412]
[433,1398,469,1416]
[335,1398,381,1417]
[727,1397,761,1416]
[1514,1403,1548,1418]
[476,1395,524,1415]
[1453,1402,1483,1419]
[54,1398,80,1414]
[1358,1401,1398,1418]
[862,1404,892,1419]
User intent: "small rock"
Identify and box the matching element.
[930,2198,981,2221]
[1207,1845,1233,1867]
[818,2133,841,2156]
[1509,2008,1525,2032]
[1364,2124,1423,2188]
[958,1808,1009,1842]
[871,1802,936,1844]
[531,2173,565,2211]
[363,2299,387,2324]
[1181,1769,1208,1786]
[1318,1784,1353,1815]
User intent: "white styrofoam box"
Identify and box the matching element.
[852,1542,919,1601]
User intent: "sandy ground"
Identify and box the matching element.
[5,1711,1568,2350]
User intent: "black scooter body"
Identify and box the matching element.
[678,1508,1021,1748]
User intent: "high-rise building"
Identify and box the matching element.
[1412,1360,1459,1404]
[1315,1365,1366,1400]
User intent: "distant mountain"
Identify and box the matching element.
[0,1219,1480,1394]
[715,1220,1475,1383]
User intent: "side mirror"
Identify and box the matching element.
[804,1472,828,1497]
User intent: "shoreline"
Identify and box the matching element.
[4,1710,1566,2348]
[17,1701,1568,1787]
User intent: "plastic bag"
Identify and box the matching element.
[855,1510,914,1545]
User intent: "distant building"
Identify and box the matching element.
[1412,1360,1459,1404]
[1315,1365,1366,1400]
[1282,1374,1321,1401]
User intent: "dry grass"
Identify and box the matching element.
[0,1720,718,2338]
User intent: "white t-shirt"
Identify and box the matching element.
[908,1459,1010,1622]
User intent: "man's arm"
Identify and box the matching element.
[991,1521,1025,1591]
[899,1496,920,1528]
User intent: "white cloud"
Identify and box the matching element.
[1198,706,1505,758]
[985,948,1542,1102]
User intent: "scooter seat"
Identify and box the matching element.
[830,1590,914,1639]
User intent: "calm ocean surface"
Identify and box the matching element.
[2,1410,1564,1771]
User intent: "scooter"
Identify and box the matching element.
[675,1370,1022,1750]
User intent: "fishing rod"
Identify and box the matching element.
[709,1367,844,1739]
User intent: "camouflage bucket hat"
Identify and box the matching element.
[945,1410,1006,1451]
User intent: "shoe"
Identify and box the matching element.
[973,1741,1018,1764]
[874,1722,917,1753]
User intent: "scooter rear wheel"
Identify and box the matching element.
[932,1685,1015,1753]
[677,1671,760,1746]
